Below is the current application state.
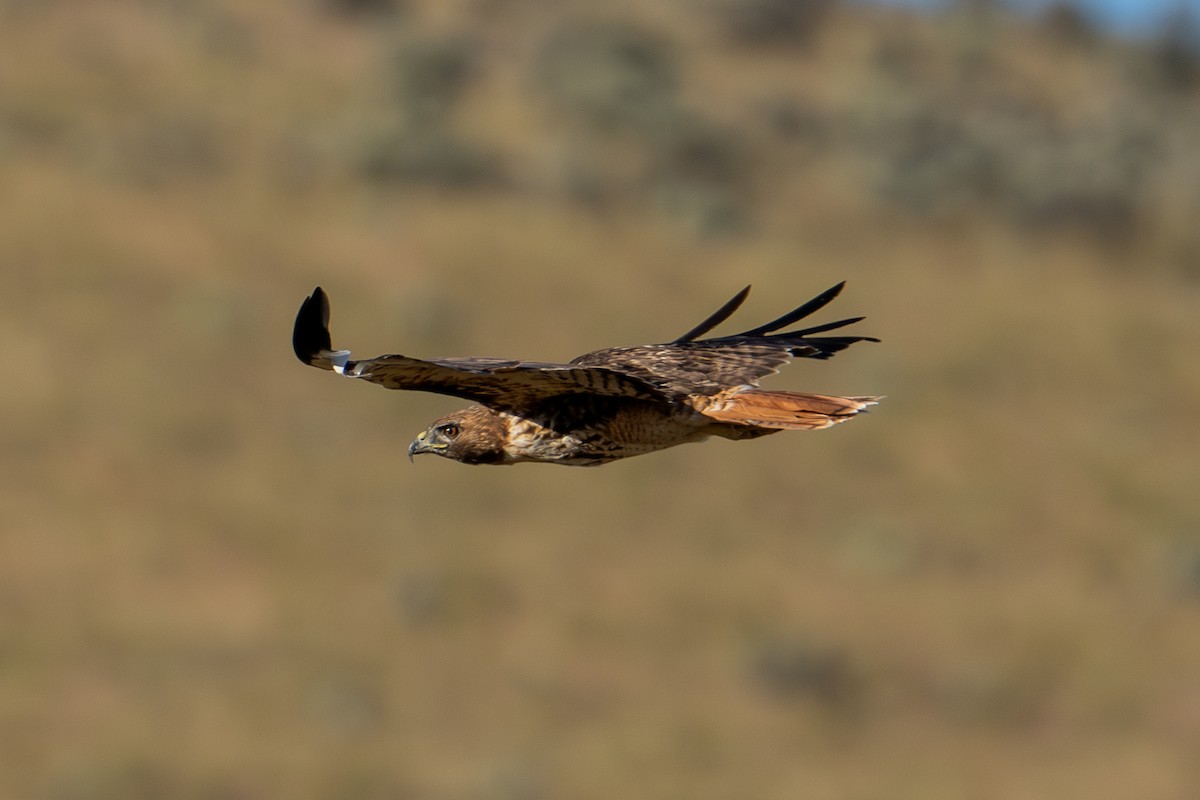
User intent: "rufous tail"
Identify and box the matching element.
[703,390,881,431]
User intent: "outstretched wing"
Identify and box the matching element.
[573,282,878,396]
[293,287,667,410]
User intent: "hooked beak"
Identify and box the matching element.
[407,430,439,461]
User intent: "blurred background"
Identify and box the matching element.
[4,0,1200,797]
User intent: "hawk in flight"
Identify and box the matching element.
[293,283,880,466]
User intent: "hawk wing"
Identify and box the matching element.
[293,288,667,411]
[572,282,878,396]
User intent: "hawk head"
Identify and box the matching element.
[408,405,508,465]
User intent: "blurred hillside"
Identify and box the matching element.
[3,1,1200,799]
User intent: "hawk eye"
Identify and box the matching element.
[437,422,460,439]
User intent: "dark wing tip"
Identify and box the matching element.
[735,281,848,338]
[672,285,752,343]
[788,335,880,359]
[293,286,333,365]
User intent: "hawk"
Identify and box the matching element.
[293,283,880,466]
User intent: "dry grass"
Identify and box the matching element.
[3,1,1200,798]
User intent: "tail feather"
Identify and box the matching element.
[703,390,880,431]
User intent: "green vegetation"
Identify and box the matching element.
[4,1,1199,798]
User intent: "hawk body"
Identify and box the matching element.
[293,283,880,466]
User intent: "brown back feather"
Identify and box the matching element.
[573,284,877,397]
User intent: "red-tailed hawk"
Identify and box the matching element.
[293,283,880,466]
